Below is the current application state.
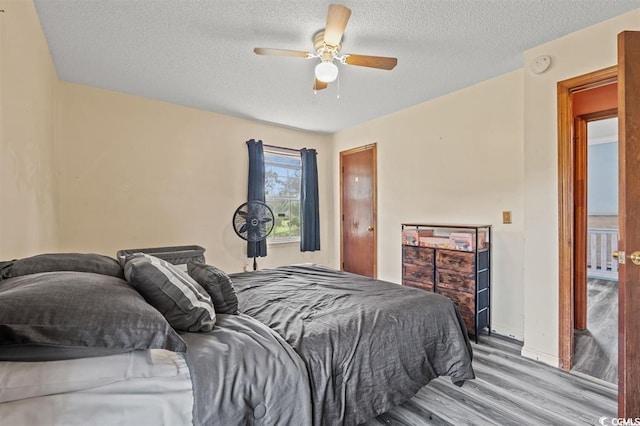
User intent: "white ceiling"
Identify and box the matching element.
[34,1,640,134]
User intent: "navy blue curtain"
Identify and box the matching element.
[246,139,267,258]
[300,148,320,251]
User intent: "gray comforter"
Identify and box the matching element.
[181,313,312,425]
[231,264,475,426]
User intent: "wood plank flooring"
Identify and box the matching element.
[573,279,618,383]
[365,335,616,425]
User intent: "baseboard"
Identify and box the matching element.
[490,324,524,342]
[569,370,617,390]
[487,331,524,347]
[521,346,560,368]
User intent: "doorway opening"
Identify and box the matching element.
[572,115,619,383]
[557,66,617,373]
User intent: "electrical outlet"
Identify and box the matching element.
[502,211,512,224]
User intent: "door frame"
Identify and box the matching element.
[340,143,378,278]
[557,65,617,371]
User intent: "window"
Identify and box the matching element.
[264,150,301,243]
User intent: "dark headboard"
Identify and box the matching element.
[116,245,206,267]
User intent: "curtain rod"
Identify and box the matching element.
[263,144,301,153]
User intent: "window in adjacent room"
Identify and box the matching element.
[264,149,302,243]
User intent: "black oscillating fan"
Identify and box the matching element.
[232,201,275,271]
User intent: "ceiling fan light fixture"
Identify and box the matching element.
[253,4,397,92]
[315,60,338,83]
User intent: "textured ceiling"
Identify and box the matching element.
[34,1,640,134]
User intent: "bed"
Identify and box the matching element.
[0,249,474,425]
[231,264,475,425]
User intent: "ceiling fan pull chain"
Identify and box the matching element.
[337,73,340,100]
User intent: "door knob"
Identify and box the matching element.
[367,226,374,232]
[630,251,640,266]
[613,251,625,264]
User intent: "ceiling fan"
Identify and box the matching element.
[253,4,398,91]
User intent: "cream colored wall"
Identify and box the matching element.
[0,0,59,259]
[55,82,333,272]
[521,9,640,365]
[332,70,526,340]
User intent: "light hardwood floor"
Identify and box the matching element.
[365,335,616,425]
[573,278,618,383]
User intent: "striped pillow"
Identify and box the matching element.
[124,253,216,332]
[187,261,238,315]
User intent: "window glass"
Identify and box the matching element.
[264,151,301,243]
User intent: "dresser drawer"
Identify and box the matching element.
[402,246,434,267]
[436,270,475,292]
[402,263,434,286]
[477,288,489,310]
[436,286,475,332]
[436,250,475,274]
[403,280,434,292]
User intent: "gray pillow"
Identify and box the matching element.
[0,271,187,359]
[187,261,238,315]
[0,253,124,280]
[124,253,216,332]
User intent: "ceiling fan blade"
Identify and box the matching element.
[324,4,351,47]
[253,48,311,58]
[343,54,398,70]
[313,79,328,91]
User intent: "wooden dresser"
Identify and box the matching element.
[401,224,491,341]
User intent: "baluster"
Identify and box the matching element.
[601,232,608,271]
[586,230,591,270]
[590,233,597,271]
[611,233,618,273]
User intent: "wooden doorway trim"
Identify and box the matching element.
[340,143,378,278]
[557,66,617,371]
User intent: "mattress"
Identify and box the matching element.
[0,349,193,425]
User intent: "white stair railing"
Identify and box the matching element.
[586,228,618,280]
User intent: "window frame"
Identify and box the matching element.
[263,148,302,245]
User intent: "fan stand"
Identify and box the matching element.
[253,241,259,271]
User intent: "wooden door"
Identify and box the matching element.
[340,144,377,277]
[617,30,640,418]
